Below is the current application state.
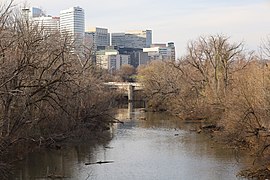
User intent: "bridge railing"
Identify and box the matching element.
[103,82,143,101]
[104,82,143,89]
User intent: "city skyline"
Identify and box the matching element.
[13,0,270,58]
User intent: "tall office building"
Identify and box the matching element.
[111,30,152,49]
[111,33,126,48]
[60,7,85,52]
[85,27,110,50]
[146,30,152,48]
[117,47,149,68]
[28,7,45,18]
[168,42,176,61]
[126,30,152,48]
[111,30,152,67]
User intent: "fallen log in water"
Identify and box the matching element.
[201,124,217,129]
[46,174,69,179]
[85,160,114,165]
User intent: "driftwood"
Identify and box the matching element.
[85,160,114,165]
[104,146,113,149]
[201,124,217,129]
[47,174,69,179]
[108,120,124,124]
[185,117,208,121]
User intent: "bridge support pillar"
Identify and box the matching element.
[128,85,134,101]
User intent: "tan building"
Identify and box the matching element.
[96,49,130,71]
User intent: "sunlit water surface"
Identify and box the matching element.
[12,108,251,180]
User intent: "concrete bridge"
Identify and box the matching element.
[103,82,143,101]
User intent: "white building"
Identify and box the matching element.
[60,7,85,52]
[22,7,59,33]
[143,43,174,61]
[143,47,162,60]
[96,55,115,70]
[111,30,152,49]
[85,27,110,50]
[32,16,60,33]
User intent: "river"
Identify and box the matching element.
[11,106,251,180]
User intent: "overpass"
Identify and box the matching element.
[103,82,143,101]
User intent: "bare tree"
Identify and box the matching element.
[0,3,116,178]
[261,36,270,60]
[137,34,270,178]
[116,64,136,82]
[138,60,185,111]
[186,35,244,103]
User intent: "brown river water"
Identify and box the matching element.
[11,105,252,180]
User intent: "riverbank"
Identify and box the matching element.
[0,116,114,179]
[10,108,251,180]
[137,51,270,179]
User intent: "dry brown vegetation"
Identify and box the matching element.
[0,1,116,178]
[116,64,136,82]
[138,34,270,178]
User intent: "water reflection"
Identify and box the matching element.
[12,139,112,180]
[11,107,250,180]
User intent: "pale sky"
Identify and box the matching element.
[13,0,270,58]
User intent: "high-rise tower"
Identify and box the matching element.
[168,42,175,61]
[60,7,85,52]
